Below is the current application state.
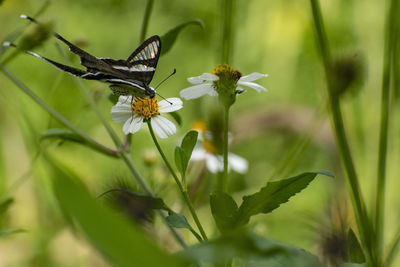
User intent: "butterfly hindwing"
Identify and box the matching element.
[12,15,161,98]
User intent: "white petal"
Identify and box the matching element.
[190,147,207,160]
[111,104,133,123]
[180,83,217,100]
[122,115,143,135]
[151,115,176,138]
[116,95,134,105]
[159,98,183,113]
[237,81,267,93]
[206,154,223,173]
[239,72,268,82]
[228,153,248,174]
[187,73,219,84]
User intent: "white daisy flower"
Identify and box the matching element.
[180,64,268,100]
[189,121,248,174]
[191,148,248,174]
[111,96,182,138]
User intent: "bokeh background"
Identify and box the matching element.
[1,0,399,266]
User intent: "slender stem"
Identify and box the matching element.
[376,0,399,261]
[147,121,208,241]
[140,0,154,43]
[221,105,230,192]
[1,64,187,249]
[384,226,400,267]
[0,64,118,158]
[220,0,235,64]
[309,0,376,264]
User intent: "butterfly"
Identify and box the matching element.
[5,15,161,98]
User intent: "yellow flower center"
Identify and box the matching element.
[203,139,216,154]
[131,97,159,120]
[211,63,242,81]
[191,120,207,134]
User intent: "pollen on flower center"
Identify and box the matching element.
[131,97,159,119]
[211,63,242,81]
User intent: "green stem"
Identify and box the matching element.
[220,0,235,64]
[309,0,376,264]
[119,152,187,248]
[147,121,208,241]
[222,105,230,192]
[376,0,399,261]
[140,0,154,43]
[0,64,118,158]
[1,64,187,249]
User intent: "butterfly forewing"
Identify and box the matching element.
[126,36,161,83]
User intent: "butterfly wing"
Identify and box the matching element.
[125,35,161,84]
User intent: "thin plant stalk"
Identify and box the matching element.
[0,64,118,158]
[147,121,208,241]
[221,105,230,192]
[0,64,187,249]
[309,0,376,264]
[140,0,154,43]
[220,0,235,64]
[376,0,399,261]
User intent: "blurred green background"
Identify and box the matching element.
[1,0,399,266]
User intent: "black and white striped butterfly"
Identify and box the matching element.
[5,15,161,98]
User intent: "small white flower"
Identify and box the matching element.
[111,96,182,138]
[191,147,248,174]
[189,120,248,174]
[180,64,268,100]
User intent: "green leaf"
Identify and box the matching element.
[0,229,25,238]
[181,131,198,160]
[210,193,238,233]
[40,128,84,143]
[169,111,182,126]
[179,230,323,266]
[166,212,193,230]
[175,146,188,177]
[0,198,14,215]
[160,20,204,56]
[49,158,187,267]
[347,228,365,263]
[235,171,334,227]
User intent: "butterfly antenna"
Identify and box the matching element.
[154,68,176,90]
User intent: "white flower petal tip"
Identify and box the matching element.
[159,98,183,113]
[122,115,143,135]
[180,83,216,100]
[238,81,268,93]
[151,115,177,138]
[228,153,248,174]
[187,73,219,84]
[239,72,268,82]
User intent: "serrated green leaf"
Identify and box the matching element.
[181,131,198,160]
[235,171,333,227]
[166,212,193,230]
[160,20,204,56]
[175,146,188,177]
[169,111,182,126]
[40,128,84,143]
[0,198,13,215]
[210,193,238,233]
[179,230,323,266]
[347,228,366,263]
[49,158,187,267]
